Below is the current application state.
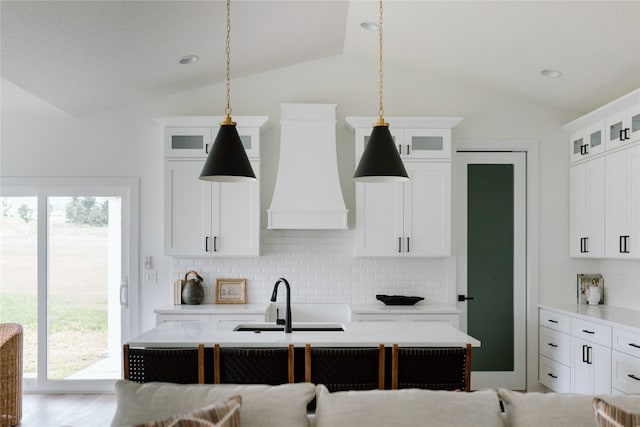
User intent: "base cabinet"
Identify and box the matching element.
[537,306,640,394]
[571,337,611,394]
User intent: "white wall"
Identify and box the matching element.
[2,53,637,334]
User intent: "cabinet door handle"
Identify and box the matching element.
[407,144,411,155]
[547,373,558,379]
[547,343,558,348]
[398,237,402,253]
[213,236,218,252]
[547,319,558,324]
[582,344,588,363]
[587,346,592,364]
[398,145,402,155]
[582,329,595,335]
[583,237,588,253]
[205,236,210,252]
[622,128,630,141]
[629,343,640,349]
[628,374,640,381]
[622,235,630,254]
[205,143,209,154]
[620,129,626,141]
[406,237,410,253]
[580,144,589,155]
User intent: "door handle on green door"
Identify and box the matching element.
[457,295,475,302]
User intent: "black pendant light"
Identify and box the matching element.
[353,0,409,183]
[200,0,256,183]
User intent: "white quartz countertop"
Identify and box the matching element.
[350,303,460,314]
[154,304,268,315]
[154,303,460,316]
[127,320,480,348]
[539,303,640,333]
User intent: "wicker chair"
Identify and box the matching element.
[0,323,23,427]
[123,344,205,384]
[214,345,294,385]
[391,344,472,391]
[305,344,385,392]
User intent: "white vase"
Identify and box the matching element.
[587,286,601,305]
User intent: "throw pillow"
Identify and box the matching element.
[498,388,598,427]
[314,385,503,427]
[593,396,640,427]
[135,396,241,427]
[110,380,315,427]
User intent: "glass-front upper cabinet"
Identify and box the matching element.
[354,127,451,160]
[607,105,640,150]
[165,127,212,158]
[569,121,605,163]
[165,126,260,159]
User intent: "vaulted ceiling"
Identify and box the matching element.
[1,1,639,117]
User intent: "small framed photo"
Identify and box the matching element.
[215,278,247,304]
[577,274,604,305]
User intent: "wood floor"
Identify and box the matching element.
[19,393,117,427]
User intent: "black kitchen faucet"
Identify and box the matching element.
[270,278,292,333]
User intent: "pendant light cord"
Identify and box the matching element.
[222,0,235,125]
[375,0,387,127]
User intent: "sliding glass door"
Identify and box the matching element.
[0,178,138,391]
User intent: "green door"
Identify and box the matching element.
[455,152,526,390]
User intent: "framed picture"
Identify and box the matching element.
[215,278,247,304]
[577,274,604,305]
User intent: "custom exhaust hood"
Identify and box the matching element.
[268,104,348,229]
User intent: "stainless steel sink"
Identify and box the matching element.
[233,322,345,332]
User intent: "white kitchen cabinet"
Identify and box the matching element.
[538,309,572,392]
[164,159,260,256]
[606,105,640,150]
[569,121,605,163]
[612,327,640,395]
[350,305,461,328]
[605,143,640,258]
[355,161,451,257]
[354,127,451,159]
[154,305,268,326]
[164,127,212,157]
[571,336,611,395]
[569,158,605,257]
[158,116,268,257]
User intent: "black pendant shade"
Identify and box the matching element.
[199,123,256,182]
[353,124,409,182]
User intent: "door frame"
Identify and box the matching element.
[0,177,139,392]
[453,139,539,391]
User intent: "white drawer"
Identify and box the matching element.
[156,314,211,325]
[571,318,612,347]
[539,355,570,393]
[612,350,640,394]
[540,309,571,334]
[539,326,571,365]
[613,328,640,358]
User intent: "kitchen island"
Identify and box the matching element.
[125,320,480,391]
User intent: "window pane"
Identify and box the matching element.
[47,196,120,380]
[0,197,38,378]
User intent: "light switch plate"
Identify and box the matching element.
[144,270,157,284]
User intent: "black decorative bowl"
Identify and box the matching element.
[376,294,424,306]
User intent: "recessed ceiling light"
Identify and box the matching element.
[360,21,379,31]
[540,69,562,78]
[178,55,199,65]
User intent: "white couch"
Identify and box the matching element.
[110,380,640,427]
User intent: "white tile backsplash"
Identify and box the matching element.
[600,259,640,310]
[171,230,450,306]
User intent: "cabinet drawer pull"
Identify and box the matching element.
[629,343,640,349]
[547,319,559,324]
[547,373,558,379]
[582,329,595,335]
[547,343,558,348]
[628,374,640,381]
